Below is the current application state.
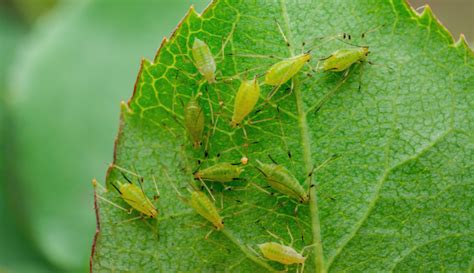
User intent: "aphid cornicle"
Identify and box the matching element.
[264,53,311,86]
[184,97,205,148]
[189,191,224,230]
[256,160,309,203]
[111,175,158,218]
[231,78,260,127]
[192,38,216,84]
[194,162,243,183]
[258,242,306,265]
[320,46,369,72]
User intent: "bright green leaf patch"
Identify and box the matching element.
[91,0,474,272]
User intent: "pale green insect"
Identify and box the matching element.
[231,77,260,127]
[192,38,216,84]
[184,97,205,148]
[264,53,311,86]
[258,242,306,265]
[320,46,369,72]
[194,162,243,183]
[188,190,224,230]
[110,172,159,218]
[256,160,308,204]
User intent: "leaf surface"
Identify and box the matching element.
[8,0,209,270]
[92,1,474,272]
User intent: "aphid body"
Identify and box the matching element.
[192,38,216,84]
[189,191,224,230]
[258,242,306,265]
[184,98,205,148]
[114,181,158,218]
[256,160,308,203]
[231,78,260,127]
[321,46,369,72]
[264,53,311,86]
[194,162,243,183]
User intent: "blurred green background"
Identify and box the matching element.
[0,0,471,272]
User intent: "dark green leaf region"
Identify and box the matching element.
[91,0,474,272]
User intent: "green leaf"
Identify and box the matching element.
[7,0,209,271]
[91,1,474,272]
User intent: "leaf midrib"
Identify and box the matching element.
[279,1,325,272]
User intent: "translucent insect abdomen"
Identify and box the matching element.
[184,98,205,148]
[264,53,311,86]
[194,162,243,183]
[192,38,216,84]
[231,78,260,127]
[256,161,308,203]
[119,182,158,218]
[258,242,306,265]
[321,47,369,72]
[189,191,224,230]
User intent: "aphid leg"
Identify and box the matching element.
[117,215,143,225]
[286,225,295,246]
[307,68,354,114]
[151,175,161,201]
[196,177,216,202]
[205,228,215,240]
[251,182,273,196]
[357,62,365,92]
[292,203,306,242]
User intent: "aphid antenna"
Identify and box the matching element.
[361,24,386,38]
[112,164,140,178]
[309,154,341,176]
[335,37,368,49]
[225,52,285,60]
[273,18,291,49]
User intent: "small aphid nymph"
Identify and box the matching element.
[184,97,205,148]
[320,46,369,72]
[264,53,311,86]
[231,77,260,127]
[111,174,158,218]
[256,160,308,203]
[189,191,224,230]
[194,162,243,183]
[192,38,216,84]
[258,242,306,265]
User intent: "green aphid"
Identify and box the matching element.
[188,190,224,230]
[192,38,217,84]
[231,77,260,127]
[264,53,311,86]
[320,46,369,72]
[256,160,308,203]
[194,163,243,183]
[184,97,205,148]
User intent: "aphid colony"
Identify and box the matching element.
[97,27,375,271]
